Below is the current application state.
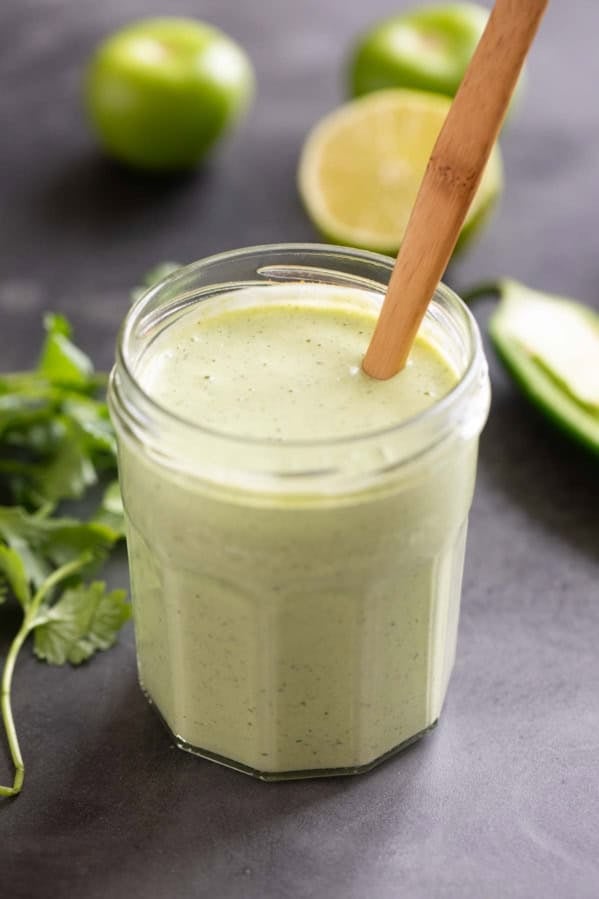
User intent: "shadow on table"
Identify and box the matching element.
[14,663,432,894]
[0,602,22,656]
[479,386,599,560]
[33,151,210,235]
[0,603,25,789]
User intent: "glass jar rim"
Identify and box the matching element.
[109,243,489,494]
[112,243,487,461]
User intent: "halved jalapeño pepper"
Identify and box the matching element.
[488,280,599,455]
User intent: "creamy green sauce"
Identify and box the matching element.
[139,295,456,440]
[120,284,476,775]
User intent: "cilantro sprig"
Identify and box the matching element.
[0,315,129,798]
[0,314,115,508]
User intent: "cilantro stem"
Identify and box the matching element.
[0,625,28,796]
[0,556,89,798]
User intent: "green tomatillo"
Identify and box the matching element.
[85,18,255,172]
[349,2,524,108]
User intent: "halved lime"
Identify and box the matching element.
[298,88,502,255]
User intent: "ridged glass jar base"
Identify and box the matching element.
[145,689,439,781]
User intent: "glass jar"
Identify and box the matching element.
[109,244,490,780]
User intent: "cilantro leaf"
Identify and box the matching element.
[62,395,115,458]
[0,545,31,608]
[0,507,52,587]
[33,582,131,665]
[91,481,125,538]
[0,315,116,508]
[0,506,119,589]
[29,416,97,503]
[37,314,94,388]
[0,381,57,437]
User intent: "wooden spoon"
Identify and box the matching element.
[362,0,548,380]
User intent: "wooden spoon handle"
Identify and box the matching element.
[363,0,548,380]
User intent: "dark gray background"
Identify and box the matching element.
[1,1,598,897]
